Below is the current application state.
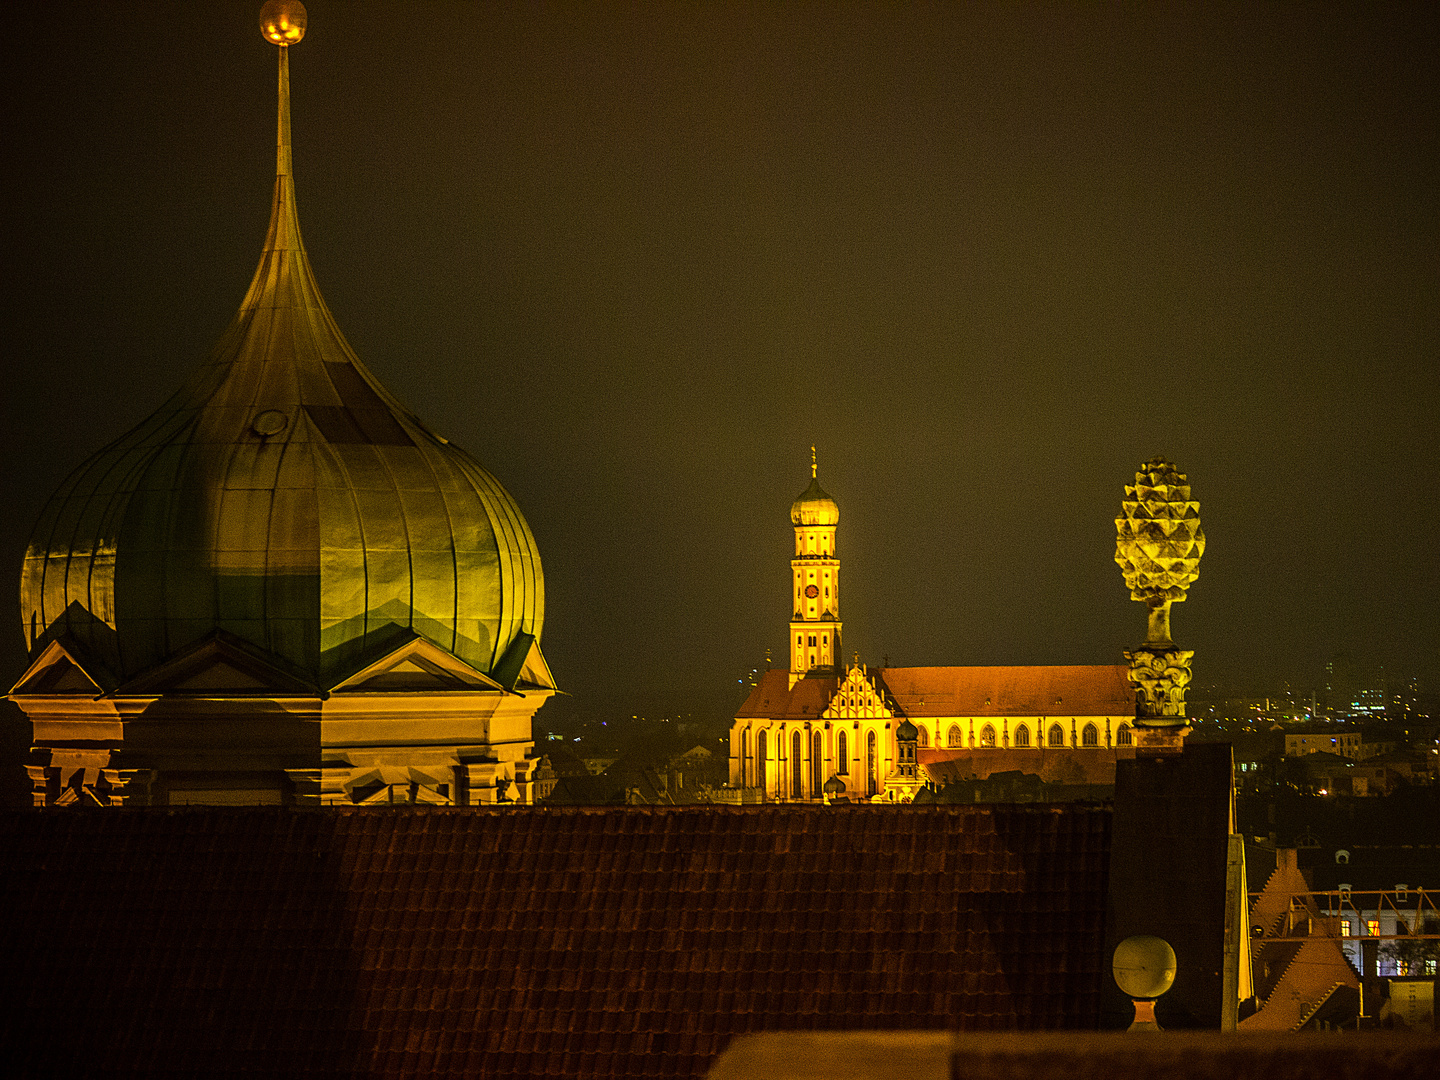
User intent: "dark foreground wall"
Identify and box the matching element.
[1105,743,1236,1029]
[0,805,1110,1079]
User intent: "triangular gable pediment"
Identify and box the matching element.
[490,631,557,693]
[330,636,505,694]
[171,661,270,691]
[8,638,115,698]
[515,639,556,691]
[116,632,318,697]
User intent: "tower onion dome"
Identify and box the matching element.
[895,718,918,742]
[18,14,542,685]
[790,449,840,526]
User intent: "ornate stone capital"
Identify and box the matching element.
[1124,644,1194,727]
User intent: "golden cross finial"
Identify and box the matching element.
[811,445,817,479]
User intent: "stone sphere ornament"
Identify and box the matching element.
[1113,935,1176,1032]
[260,0,307,46]
[1115,458,1204,646]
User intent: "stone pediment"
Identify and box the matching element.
[329,635,505,694]
[515,639,557,691]
[490,631,557,692]
[9,638,117,698]
[115,632,319,697]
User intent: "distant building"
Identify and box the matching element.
[729,463,1135,803]
[1287,731,1363,759]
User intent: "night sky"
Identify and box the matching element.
[2,2,1437,764]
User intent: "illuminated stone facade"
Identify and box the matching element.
[11,19,554,807]
[730,463,1136,803]
[788,450,841,685]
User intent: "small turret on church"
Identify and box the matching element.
[883,718,925,804]
[788,448,841,688]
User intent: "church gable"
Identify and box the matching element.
[330,635,505,694]
[822,663,895,720]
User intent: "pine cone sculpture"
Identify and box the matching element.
[1115,458,1204,644]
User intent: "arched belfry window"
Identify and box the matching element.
[1082,723,1098,747]
[1116,724,1133,747]
[1014,724,1030,748]
[1048,723,1065,747]
[757,730,768,789]
[791,731,803,799]
[980,724,996,748]
[837,730,849,774]
[947,725,962,748]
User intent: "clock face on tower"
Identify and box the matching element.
[805,584,819,599]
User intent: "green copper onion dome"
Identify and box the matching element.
[790,447,840,527]
[19,35,542,685]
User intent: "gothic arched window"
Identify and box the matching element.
[916,727,928,748]
[812,732,823,794]
[1014,724,1030,748]
[757,730,768,789]
[792,731,804,799]
[837,730,848,774]
[867,730,878,796]
[980,724,996,748]
[1048,723,1066,747]
[1082,723,1099,747]
[947,725,963,748]
[1116,724,1133,747]
[741,729,749,786]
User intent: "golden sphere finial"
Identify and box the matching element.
[260,0,307,46]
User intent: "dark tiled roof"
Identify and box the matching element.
[735,667,1135,722]
[0,805,1112,1078]
[882,666,1134,718]
[734,669,838,719]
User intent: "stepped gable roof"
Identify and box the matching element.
[735,668,838,720]
[1,804,1112,1079]
[881,665,1134,718]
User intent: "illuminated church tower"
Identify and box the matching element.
[10,3,555,807]
[788,449,841,687]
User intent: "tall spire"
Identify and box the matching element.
[257,2,307,262]
[233,2,342,339]
[811,445,817,479]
